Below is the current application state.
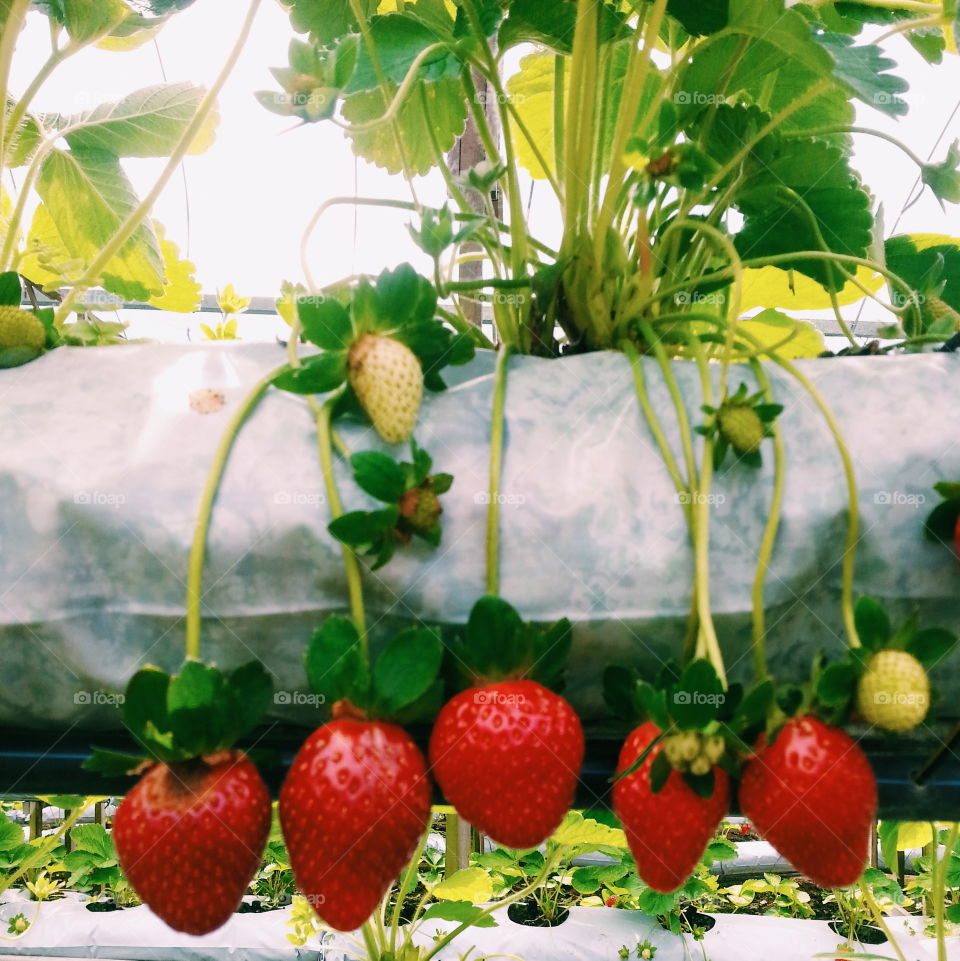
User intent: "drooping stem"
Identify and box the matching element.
[858,880,909,961]
[185,366,287,660]
[486,347,512,596]
[765,353,861,648]
[747,358,785,683]
[390,826,431,952]
[0,0,33,181]
[686,332,726,686]
[54,0,263,325]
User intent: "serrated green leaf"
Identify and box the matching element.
[298,297,354,351]
[420,901,497,927]
[670,659,724,729]
[224,660,272,741]
[62,82,217,158]
[69,823,115,861]
[0,819,24,853]
[465,595,523,679]
[37,148,164,301]
[735,679,774,731]
[923,141,960,206]
[550,811,626,851]
[640,887,680,915]
[305,617,368,708]
[123,667,170,748]
[82,748,145,777]
[272,352,347,395]
[705,839,737,863]
[373,627,443,715]
[167,660,225,754]
[908,627,958,668]
[855,597,893,651]
[817,662,858,707]
[328,508,398,546]
[0,270,20,306]
[351,451,408,503]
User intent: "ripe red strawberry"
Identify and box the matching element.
[739,715,876,888]
[280,717,431,932]
[739,822,751,836]
[613,722,729,893]
[429,680,584,849]
[113,750,270,935]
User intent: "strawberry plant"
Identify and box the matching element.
[0,0,265,350]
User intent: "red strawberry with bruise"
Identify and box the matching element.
[739,715,877,888]
[613,722,729,893]
[280,714,431,932]
[113,750,270,935]
[429,679,584,849]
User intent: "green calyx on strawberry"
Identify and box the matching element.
[698,382,783,469]
[271,264,476,442]
[605,658,754,892]
[739,714,877,888]
[814,596,956,732]
[429,596,584,850]
[925,481,960,559]
[84,659,275,935]
[327,440,453,569]
[281,617,442,930]
[257,36,359,123]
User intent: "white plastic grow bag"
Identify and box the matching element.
[1,343,958,729]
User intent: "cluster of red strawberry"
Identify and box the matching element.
[96,598,585,936]
[608,662,877,895]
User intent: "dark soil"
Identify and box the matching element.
[85,900,120,912]
[237,899,282,914]
[658,905,716,933]
[829,921,887,945]
[507,900,570,927]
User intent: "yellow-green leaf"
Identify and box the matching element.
[505,52,563,181]
[550,811,628,851]
[148,225,202,313]
[897,822,933,851]
[737,308,826,360]
[901,234,960,253]
[37,148,165,301]
[431,868,493,904]
[19,203,88,291]
[740,266,884,312]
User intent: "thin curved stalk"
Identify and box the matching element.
[486,347,511,595]
[185,366,287,659]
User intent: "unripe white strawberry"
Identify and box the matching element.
[348,334,423,444]
[0,305,46,369]
[717,403,765,455]
[703,736,725,764]
[689,755,712,777]
[857,650,930,732]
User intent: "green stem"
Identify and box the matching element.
[486,347,511,596]
[0,0,33,182]
[623,339,693,528]
[185,366,286,660]
[54,0,263,325]
[858,880,908,961]
[762,351,861,648]
[934,824,959,961]
[390,826,431,953]
[686,332,726,686]
[361,920,380,960]
[747,358,785,683]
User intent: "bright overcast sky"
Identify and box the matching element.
[7,0,960,327]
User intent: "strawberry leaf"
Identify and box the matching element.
[907,628,958,668]
[420,902,497,928]
[306,617,370,710]
[465,595,524,679]
[432,472,454,494]
[375,264,424,327]
[298,297,354,351]
[816,662,857,707]
[374,627,443,716]
[123,666,172,755]
[328,507,399,546]
[530,618,572,690]
[670,659,724,729]
[855,597,892,651]
[733,679,773,732]
[639,886,679,916]
[648,750,672,795]
[83,748,146,777]
[273,352,347,395]
[351,451,408,502]
[934,481,960,501]
[224,660,273,743]
[167,660,226,755]
[925,498,960,547]
[0,271,20,306]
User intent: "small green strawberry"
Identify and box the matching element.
[922,295,960,332]
[717,403,765,454]
[0,305,46,369]
[348,333,423,444]
[857,649,930,731]
[698,382,783,469]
